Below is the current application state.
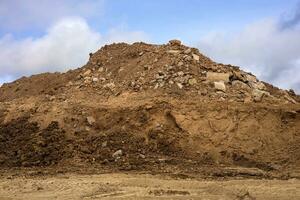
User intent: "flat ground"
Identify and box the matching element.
[0,173,299,200]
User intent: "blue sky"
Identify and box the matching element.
[0,0,300,92]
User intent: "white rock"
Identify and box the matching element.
[112,150,123,158]
[92,78,99,82]
[214,81,226,92]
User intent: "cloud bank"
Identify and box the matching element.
[197,11,300,93]
[0,17,148,83]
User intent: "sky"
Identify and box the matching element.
[0,0,300,93]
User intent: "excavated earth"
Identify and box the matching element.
[0,40,300,182]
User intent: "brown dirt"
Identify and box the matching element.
[0,173,299,200]
[0,40,299,181]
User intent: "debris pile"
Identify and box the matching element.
[0,40,299,177]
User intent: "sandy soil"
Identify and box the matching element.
[0,173,299,200]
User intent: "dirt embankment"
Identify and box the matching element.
[0,40,299,179]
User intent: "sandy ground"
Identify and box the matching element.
[0,173,299,200]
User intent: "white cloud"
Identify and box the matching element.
[197,18,300,93]
[0,17,149,81]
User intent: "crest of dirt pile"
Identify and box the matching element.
[0,40,299,178]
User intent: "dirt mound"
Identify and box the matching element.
[0,40,299,178]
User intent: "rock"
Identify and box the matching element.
[284,94,297,104]
[112,150,123,158]
[66,81,73,87]
[231,71,248,83]
[232,80,250,90]
[246,74,257,83]
[178,61,184,67]
[169,39,182,46]
[167,50,181,54]
[214,81,226,92]
[138,154,146,159]
[103,83,115,89]
[177,71,184,76]
[139,52,144,56]
[192,54,200,61]
[92,78,99,82]
[252,89,267,102]
[177,83,183,89]
[184,48,192,54]
[102,141,107,148]
[183,55,192,61]
[118,67,124,72]
[98,67,104,72]
[86,116,96,125]
[188,78,197,85]
[250,81,266,90]
[207,72,230,83]
[83,69,92,76]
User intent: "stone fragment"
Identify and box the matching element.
[252,89,269,102]
[214,81,226,92]
[92,78,99,82]
[207,72,230,83]
[188,78,197,85]
[232,80,250,90]
[177,83,183,89]
[169,39,182,46]
[98,67,104,72]
[83,69,91,76]
[178,61,184,67]
[192,54,200,61]
[112,150,123,158]
[167,50,181,54]
[86,116,96,125]
[184,48,192,54]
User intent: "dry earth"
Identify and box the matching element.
[0,173,299,200]
[0,40,299,199]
